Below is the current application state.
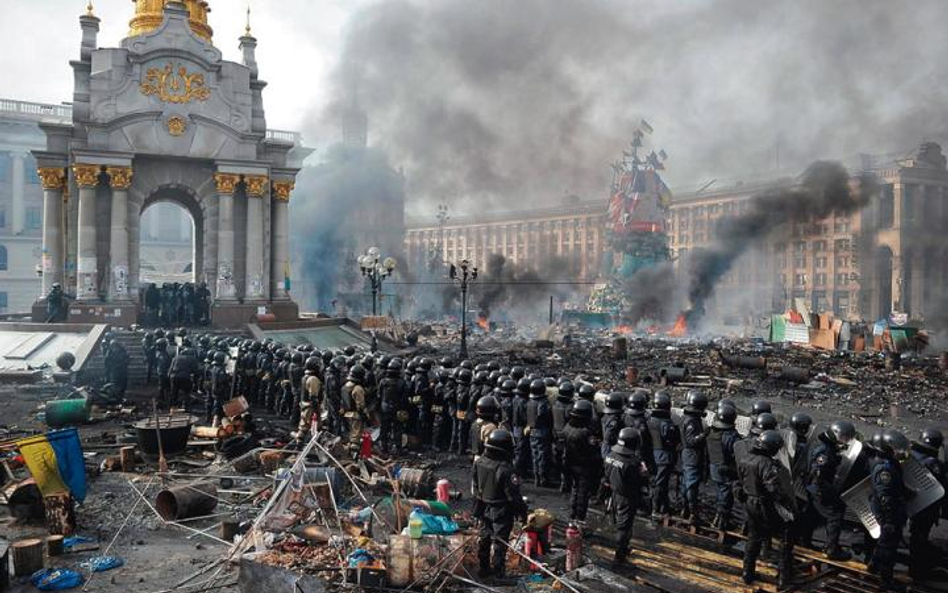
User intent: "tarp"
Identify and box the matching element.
[769,315,786,343]
[16,428,86,503]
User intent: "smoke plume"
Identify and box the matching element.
[685,161,878,324]
[475,253,575,323]
[325,0,948,211]
[620,262,683,326]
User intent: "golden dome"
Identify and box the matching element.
[128,0,213,43]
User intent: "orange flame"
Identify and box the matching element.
[614,325,634,334]
[668,314,687,337]
[477,316,490,331]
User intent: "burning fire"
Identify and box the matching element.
[476,315,490,331]
[614,325,634,334]
[668,314,687,337]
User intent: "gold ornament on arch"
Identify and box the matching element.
[167,116,187,136]
[37,167,67,191]
[272,180,295,202]
[140,62,211,104]
[244,175,269,198]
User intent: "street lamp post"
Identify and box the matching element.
[358,246,396,315]
[449,259,478,359]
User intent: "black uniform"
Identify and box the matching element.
[473,454,528,577]
[104,341,129,398]
[411,371,434,448]
[156,345,172,405]
[526,396,553,485]
[739,447,794,584]
[511,393,531,476]
[867,457,907,585]
[169,349,198,408]
[563,420,600,521]
[707,424,740,529]
[207,363,230,423]
[806,438,847,556]
[909,445,947,577]
[680,410,708,520]
[552,399,572,491]
[379,373,408,453]
[432,378,454,451]
[648,410,680,515]
[605,445,648,563]
[454,382,474,455]
[142,337,156,384]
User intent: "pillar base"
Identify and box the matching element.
[210,300,299,328]
[33,300,139,326]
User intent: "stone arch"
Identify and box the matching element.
[138,190,203,284]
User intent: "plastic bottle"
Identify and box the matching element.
[408,508,424,539]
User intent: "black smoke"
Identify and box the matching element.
[685,161,878,325]
[620,262,682,326]
[475,253,575,322]
[322,0,948,211]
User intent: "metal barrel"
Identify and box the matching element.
[155,482,218,521]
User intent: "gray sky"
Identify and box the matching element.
[0,0,364,137]
[5,1,948,214]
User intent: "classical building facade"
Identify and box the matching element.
[406,143,948,322]
[31,0,307,325]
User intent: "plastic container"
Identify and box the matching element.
[436,479,451,503]
[45,398,90,428]
[408,509,424,539]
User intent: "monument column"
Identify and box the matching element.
[107,166,133,300]
[244,174,268,300]
[271,180,294,300]
[73,164,100,301]
[214,172,240,300]
[11,152,26,235]
[38,168,67,295]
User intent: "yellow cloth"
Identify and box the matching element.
[17,434,69,497]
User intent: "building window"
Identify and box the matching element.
[833,218,851,233]
[814,273,827,286]
[0,245,7,270]
[834,238,851,252]
[815,256,827,268]
[793,256,806,268]
[26,207,42,230]
[0,292,7,311]
[812,240,826,252]
[794,273,806,286]
[793,241,806,254]
[833,292,850,317]
[0,208,5,228]
[879,184,894,228]
[835,273,849,286]
[835,255,850,268]
[0,153,9,182]
[812,290,828,312]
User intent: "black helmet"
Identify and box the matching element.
[386,360,401,377]
[829,420,856,446]
[406,359,418,374]
[476,395,499,419]
[487,360,501,372]
[789,413,812,436]
[873,429,910,461]
[484,429,514,456]
[437,369,450,382]
[496,374,511,388]
[488,370,501,384]
[439,356,455,369]
[577,384,595,401]
[753,412,778,434]
[515,378,532,396]
[305,356,320,372]
[321,350,334,364]
[628,389,649,411]
[103,332,114,343]
[615,427,641,451]
[474,370,490,386]
[751,400,772,417]
[557,380,575,401]
[292,352,304,365]
[144,331,155,340]
[155,328,166,338]
[717,398,736,414]
[652,391,671,411]
[920,427,944,453]
[251,341,262,352]
[604,392,625,413]
[685,390,708,412]
[474,363,488,373]
[361,354,375,369]
[348,364,366,383]
[344,345,356,356]
[529,379,546,398]
[156,338,168,348]
[331,355,347,370]
[713,405,737,429]
[544,377,556,388]
[754,430,784,457]
[570,399,594,423]
[510,366,526,381]
[500,379,517,395]
[460,360,475,371]
[214,352,226,365]
[457,368,473,385]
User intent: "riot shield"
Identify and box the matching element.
[832,438,863,492]
[903,455,946,516]
[776,428,796,471]
[671,407,684,422]
[735,415,752,437]
[841,477,881,539]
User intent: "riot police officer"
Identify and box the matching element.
[562,400,601,521]
[324,356,346,435]
[412,359,434,449]
[454,368,475,455]
[623,390,654,476]
[605,427,649,566]
[497,378,516,430]
[789,413,815,547]
[806,420,856,561]
[648,391,680,517]
[473,429,528,579]
[552,381,574,493]
[155,338,172,406]
[526,379,554,487]
[432,369,455,451]
[909,428,946,579]
[601,392,625,458]
[577,384,601,438]
[739,429,794,586]
[341,365,368,453]
[867,429,910,590]
[207,351,230,424]
[471,395,500,460]
[511,378,532,478]
[707,403,740,530]
[142,332,156,384]
[680,390,709,524]
[295,356,322,443]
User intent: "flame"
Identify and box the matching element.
[614,325,634,334]
[477,315,490,331]
[668,314,687,337]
